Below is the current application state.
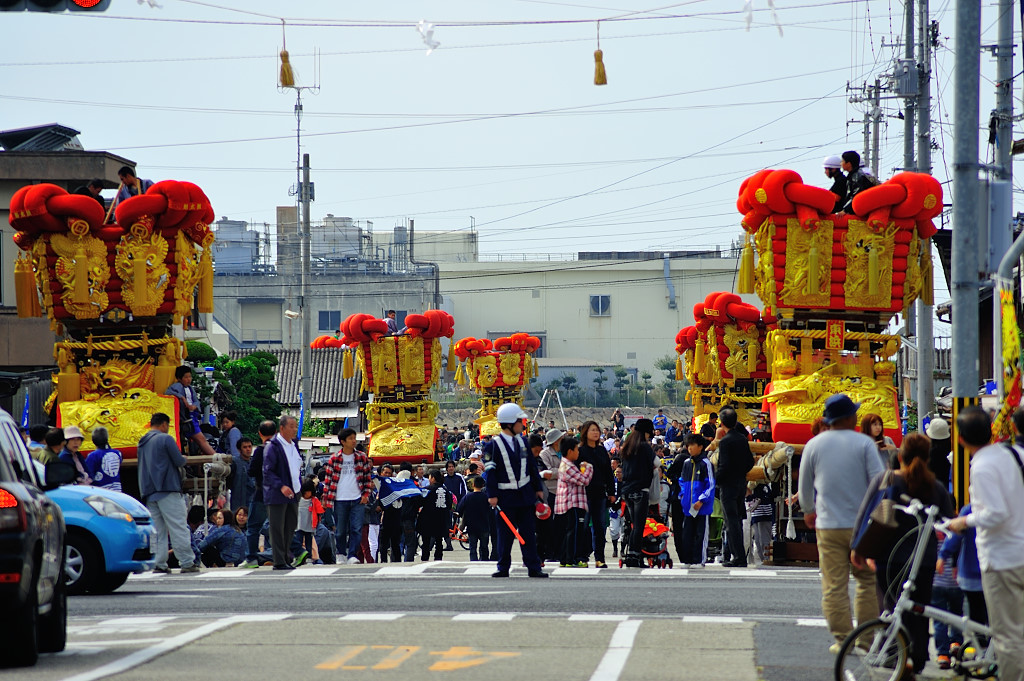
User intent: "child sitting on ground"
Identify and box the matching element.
[555,437,593,568]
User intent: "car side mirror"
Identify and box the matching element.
[43,461,77,490]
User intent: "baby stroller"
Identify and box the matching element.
[640,516,673,569]
[618,512,674,569]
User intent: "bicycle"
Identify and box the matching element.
[449,514,470,551]
[835,498,997,681]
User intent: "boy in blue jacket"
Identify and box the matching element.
[677,434,715,567]
[938,503,988,663]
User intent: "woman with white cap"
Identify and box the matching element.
[926,417,952,491]
[823,155,847,213]
[58,425,93,486]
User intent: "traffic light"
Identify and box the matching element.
[0,0,112,10]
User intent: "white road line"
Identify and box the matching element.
[569,614,629,622]
[286,567,340,577]
[57,614,290,681]
[197,570,251,579]
[640,568,687,576]
[339,613,405,621]
[431,590,526,597]
[462,566,501,575]
[588,619,642,681]
[66,638,167,647]
[682,616,745,624]
[729,569,777,577]
[796,618,828,627]
[552,567,605,576]
[451,613,516,621]
[374,563,436,575]
[96,616,176,627]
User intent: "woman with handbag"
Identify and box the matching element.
[851,433,954,679]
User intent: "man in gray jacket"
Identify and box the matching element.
[138,412,200,574]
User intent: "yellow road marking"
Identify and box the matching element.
[428,646,520,671]
[315,645,368,670]
[372,646,421,670]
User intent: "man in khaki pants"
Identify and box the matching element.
[798,394,885,652]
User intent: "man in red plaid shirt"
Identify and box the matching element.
[320,428,375,563]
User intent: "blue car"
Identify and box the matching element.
[35,463,156,595]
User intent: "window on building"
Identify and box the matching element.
[318,310,342,331]
[590,295,611,317]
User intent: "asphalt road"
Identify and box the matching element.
[18,558,956,681]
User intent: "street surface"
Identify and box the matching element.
[26,552,955,681]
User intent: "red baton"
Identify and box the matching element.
[495,505,526,545]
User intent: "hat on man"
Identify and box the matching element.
[544,428,565,446]
[823,154,843,169]
[821,394,860,424]
[925,417,950,440]
[63,425,85,441]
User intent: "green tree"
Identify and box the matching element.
[653,355,678,405]
[613,366,630,406]
[560,373,578,393]
[221,351,282,434]
[185,340,218,364]
[593,367,608,404]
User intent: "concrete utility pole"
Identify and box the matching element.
[300,153,312,428]
[904,0,918,339]
[916,0,934,431]
[903,0,916,174]
[951,0,982,507]
[871,78,882,178]
[993,0,1016,396]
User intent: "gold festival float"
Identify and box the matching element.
[728,168,942,445]
[10,181,215,456]
[452,333,541,436]
[675,291,776,433]
[336,309,454,463]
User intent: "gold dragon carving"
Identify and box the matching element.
[398,336,426,386]
[50,221,109,319]
[779,218,831,307]
[115,220,169,318]
[844,220,896,309]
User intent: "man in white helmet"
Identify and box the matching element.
[823,155,847,213]
[484,402,548,578]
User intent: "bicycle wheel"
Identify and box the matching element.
[834,618,910,681]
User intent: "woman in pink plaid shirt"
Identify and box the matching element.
[555,437,593,568]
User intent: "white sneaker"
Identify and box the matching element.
[346,557,360,565]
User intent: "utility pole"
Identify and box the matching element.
[993,0,1015,395]
[871,78,882,178]
[951,0,982,507]
[903,1,918,340]
[916,0,934,432]
[300,153,312,430]
[903,0,916,174]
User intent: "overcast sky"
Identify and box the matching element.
[0,0,1016,277]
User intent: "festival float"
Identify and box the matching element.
[451,333,541,436]
[326,309,454,463]
[734,168,940,445]
[674,291,775,433]
[673,169,941,561]
[10,181,216,458]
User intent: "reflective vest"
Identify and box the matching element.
[493,434,530,490]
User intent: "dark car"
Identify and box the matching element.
[0,409,75,667]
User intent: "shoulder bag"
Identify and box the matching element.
[852,470,902,561]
